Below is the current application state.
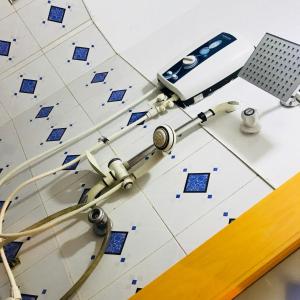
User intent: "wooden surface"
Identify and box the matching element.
[131,173,300,300]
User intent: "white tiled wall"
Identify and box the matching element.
[18,0,90,47]
[1,0,296,299]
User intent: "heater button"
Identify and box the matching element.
[182,55,197,68]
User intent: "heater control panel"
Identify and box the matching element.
[158,31,254,101]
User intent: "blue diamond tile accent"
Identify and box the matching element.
[41,289,47,295]
[213,167,218,171]
[62,154,80,170]
[91,72,108,83]
[0,40,11,56]
[0,200,11,210]
[176,194,181,199]
[184,173,210,193]
[108,89,126,102]
[48,5,66,23]
[132,279,137,285]
[105,231,128,255]
[223,212,228,217]
[78,188,90,204]
[46,127,66,142]
[127,111,147,126]
[21,294,38,300]
[3,241,23,264]
[19,79,37,94]
[120,257,126,262]
[35,106,54,118]
[207,194,213,199]
[72,46,89,61]
[131,225,136,231]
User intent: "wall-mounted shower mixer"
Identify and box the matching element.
[88,207,109,237]
[108,158,134,190]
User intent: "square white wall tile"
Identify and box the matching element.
[0,12,40,74]
[90,239,185,300]
[142,139,256,235]
[13,87,79,148]
[0,54,64,118]
[79,81,155,130]
[0,249,78,299]
[50,188,172,299]
[176,176,272,253]
[45,24,115,84]
[0,1,14,21]
[68,54,154,106]
[18,0,90,47]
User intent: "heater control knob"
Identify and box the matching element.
[182,55,197,68]
[240,107,261,134]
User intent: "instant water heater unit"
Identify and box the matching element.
[157,32,254,105]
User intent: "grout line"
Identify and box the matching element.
[0,102,12,126]
[138,137,214,188]
[138,186,188,256]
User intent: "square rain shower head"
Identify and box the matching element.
[239,33,300,107]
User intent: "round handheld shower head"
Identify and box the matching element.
[153,125,176,153]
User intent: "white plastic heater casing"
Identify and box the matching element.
[157,31,254,101]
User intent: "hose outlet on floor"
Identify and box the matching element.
[88,207,109,237]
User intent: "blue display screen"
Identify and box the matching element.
[162,32,236,83]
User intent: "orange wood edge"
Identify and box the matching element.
[130,172,300,300]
